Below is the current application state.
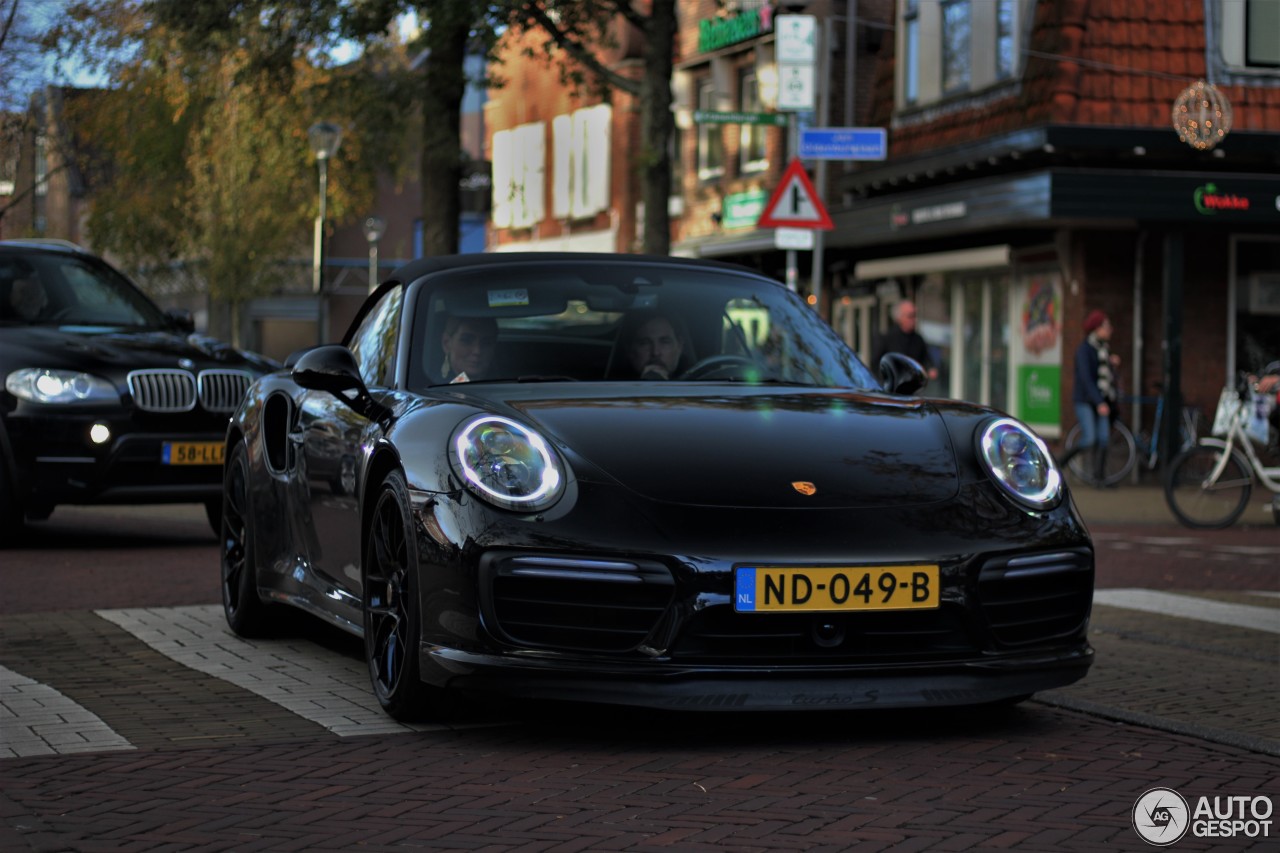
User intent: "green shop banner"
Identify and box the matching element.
[722,190,769,229]
[1017,365,1061,429]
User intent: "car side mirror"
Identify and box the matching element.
[879,352,928,396]
[166,308,195,334]
[292,345,391,424]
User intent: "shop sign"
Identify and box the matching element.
[1013,274,1063,436]
[890,201,968,229]
[722,189,769,230]
[1194,183,1250,215]
[698,6,774,53]
[693,110,788,127]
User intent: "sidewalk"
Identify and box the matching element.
[1068,479,1279,527]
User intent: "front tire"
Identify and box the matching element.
[1164,442,1253,529]
[0,465,24,545]
[364,470,447,722]
[221,442,273,636]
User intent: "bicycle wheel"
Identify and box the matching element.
[1163,441,1253,529]
[1063,421,1136,486]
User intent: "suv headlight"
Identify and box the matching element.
[977,417,1061,510]
[5,369,118,405]
[451,415,565,512]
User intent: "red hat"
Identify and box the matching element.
[1083,310,1108,334]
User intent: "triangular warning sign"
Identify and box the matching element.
[757,159,834,230]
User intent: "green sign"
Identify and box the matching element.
[1017,365,1060,427]
[693,110,787,127]
[699,8,770,53]
[722,190,769,230]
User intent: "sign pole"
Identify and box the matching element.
[810,17,833,314]
[786,113,799,291]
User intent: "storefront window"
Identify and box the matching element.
[1234,238,1280,377]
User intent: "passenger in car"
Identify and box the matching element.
[441,316,498,382]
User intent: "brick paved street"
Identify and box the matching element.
[1,501,1276,851]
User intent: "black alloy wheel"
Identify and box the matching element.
[364,470,440,721]
[221,442,272,636]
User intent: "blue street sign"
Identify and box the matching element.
[799,127,887,161]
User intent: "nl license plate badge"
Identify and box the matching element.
[734,565,940,613]
[162,441,224,465]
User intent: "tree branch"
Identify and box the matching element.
[521,3,639,96]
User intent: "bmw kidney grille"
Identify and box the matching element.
[128,369,253,414]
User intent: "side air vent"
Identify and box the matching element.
[977,550,1093,646]
[485,554,675,653]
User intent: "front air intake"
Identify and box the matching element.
[484,554,675,653]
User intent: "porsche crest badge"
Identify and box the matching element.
[791,481,816,496]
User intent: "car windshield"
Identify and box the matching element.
[0,251,171,329]
[409,260,879,390]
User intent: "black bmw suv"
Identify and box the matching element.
[0,240,278,541]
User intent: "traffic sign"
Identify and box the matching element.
[776,15,817,62]
[799,127,887,161]
[757,159,833,230]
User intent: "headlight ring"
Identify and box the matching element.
[451,415,565,512]
[5,369,118,405]
[977,417,1062,510]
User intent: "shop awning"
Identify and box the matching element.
[854,245,1011,280]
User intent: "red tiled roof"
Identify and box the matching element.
[869,0,1280,158]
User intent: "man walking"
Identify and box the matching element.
[873,300,938,381]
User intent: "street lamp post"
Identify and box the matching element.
[364,216,386,294]
[308,121,342,343]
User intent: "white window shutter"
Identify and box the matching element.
[552,115,571,219]
[491,130,512,228]
[586,104,612,216]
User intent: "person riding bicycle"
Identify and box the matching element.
[1059,309,1119,487]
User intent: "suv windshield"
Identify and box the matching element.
[409,261,878,390]
[0,250,171,329]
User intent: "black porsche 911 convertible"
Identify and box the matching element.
[220,252,1093,721]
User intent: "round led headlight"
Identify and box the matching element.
[977,417,1061,511]
[451,415,564,512]
[5,369,118,405]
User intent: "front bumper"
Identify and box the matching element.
[7,411,228,508]
[421,644,1094,711]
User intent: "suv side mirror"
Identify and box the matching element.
[166,308,195,334]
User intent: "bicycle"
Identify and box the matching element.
[1163,376,1280,528]
[1061,389,1200,487]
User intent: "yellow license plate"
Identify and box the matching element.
[162,441,224,465]
[734,565,940,612]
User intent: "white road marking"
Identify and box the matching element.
[0,664,134,757]
[96,605,445,736]
[1094,589,1280,634]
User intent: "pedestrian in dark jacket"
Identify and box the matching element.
[1060,309,1117,485]
[872,300,937,381]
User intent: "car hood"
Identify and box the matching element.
[474,385,960,509]
[1,326,276,375]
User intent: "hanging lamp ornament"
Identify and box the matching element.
[1172,80,1232,151]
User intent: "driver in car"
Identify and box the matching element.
[625,311,685,380]
[9,274,48,321]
